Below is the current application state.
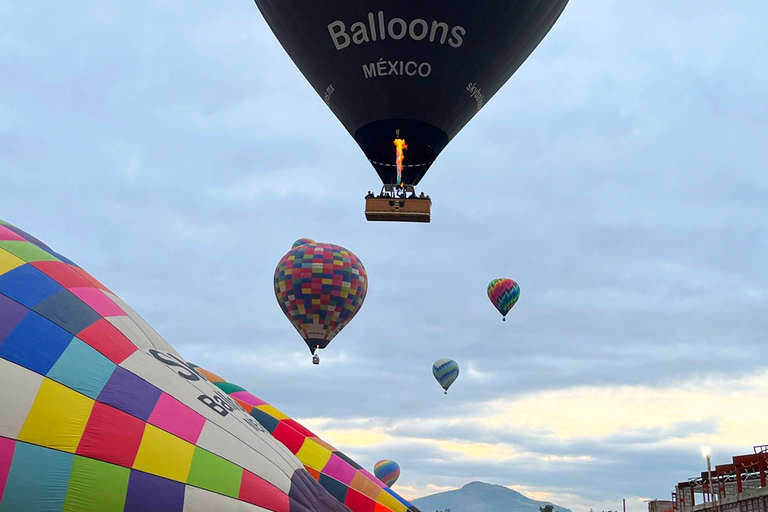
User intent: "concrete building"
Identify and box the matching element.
[672,445,767,512]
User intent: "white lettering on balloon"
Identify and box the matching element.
[323,83,335,105]
[363,58,432,79]
[329,12,465,50]
[466,82,485,111]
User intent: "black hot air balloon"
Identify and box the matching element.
[253,0,568,220]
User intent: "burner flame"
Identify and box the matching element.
[393,138,407,185]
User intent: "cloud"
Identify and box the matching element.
[3,0,768,510]
[293,369,767,505]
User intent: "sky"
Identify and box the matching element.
[2,1,768,510]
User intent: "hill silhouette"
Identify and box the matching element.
[412,481,574,512]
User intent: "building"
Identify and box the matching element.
[672,445,767,512]
[648,499,674,512]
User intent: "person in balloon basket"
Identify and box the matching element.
[312,344,320,364]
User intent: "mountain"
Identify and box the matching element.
[412,481,574,512]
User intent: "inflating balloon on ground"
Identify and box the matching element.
[0,219,350,512]
[193,366,421,512]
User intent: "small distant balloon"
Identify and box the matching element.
[432,359,459,394]
[373,459,401,487]
[487,278,520,321]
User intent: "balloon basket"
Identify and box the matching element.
[365,185,431,223]
[444,390,447,395]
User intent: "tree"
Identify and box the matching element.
[540,505,556,512]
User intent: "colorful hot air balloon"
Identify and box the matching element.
[251,0,569,189]
[432,359,459,394]
[292,238,316,248]
[194,366,421,512]
[374,459,401,487]
[487,278,520,321]
[0,219,346,511]
[274,240,367,363]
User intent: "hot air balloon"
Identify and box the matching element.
[193,366,422,512]
[373,459,401,488]
[251,0,569,222]
[487,278,520,321]
[432,359,459,394]
[0,220,347,511]
[292,238,315,248]
[274,239,367,364]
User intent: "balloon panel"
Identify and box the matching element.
[253,0,569,185]
[274,241,367,352]
[487,278,520,317]
[197,366,422,512]
[373,459,401,487]
[0,220,346,512]
[292,238,315,249]
[432,358,459,391]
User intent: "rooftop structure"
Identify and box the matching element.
[672,445,767,512]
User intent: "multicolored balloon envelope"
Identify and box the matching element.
[373,459,400,487]
[274,239,367,357]
[0,219,348,512]
[291,238,316,249]
[193,366,421,512]
[487,278,520,321]
[432,359,459,394]
[252,0,569,187]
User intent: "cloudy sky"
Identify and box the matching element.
[2,1,768,510]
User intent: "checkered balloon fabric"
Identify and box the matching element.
[274,240,367,353]
[0,219,349,512]
[193,365,423,512]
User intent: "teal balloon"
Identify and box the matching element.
[432,359,459,394]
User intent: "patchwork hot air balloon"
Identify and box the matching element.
[193,366,422,512]
[487,278,520,321]
[251,0,569,191]
[0,219,348,512]
[274,239,367,363]
[373,459,400,488]
[292,238,315,249]
[432,359,459,394]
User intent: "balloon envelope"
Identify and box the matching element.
[487,278,520,319]
[374,459,401,487]
[0,219,344,512]
[274,240,367,354]
[292,238,315,248]
[196,366,421,512]
[253,0,569,185]
[432,358,459,392]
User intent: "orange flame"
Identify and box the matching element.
[393,138,407,185]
